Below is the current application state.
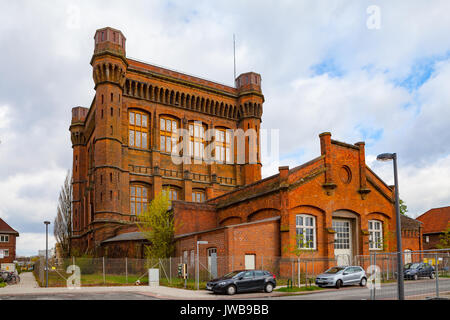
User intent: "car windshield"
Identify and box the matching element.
[404,263,412,269]
[324,267,345,274]
[222,271,243,279]
[410,263,421,269]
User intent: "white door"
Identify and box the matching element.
[333,219,352,266]
[404,249,412,264]
[245,254,256,270]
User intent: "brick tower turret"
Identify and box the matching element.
[235,72,263,185]
[90,27,128,248]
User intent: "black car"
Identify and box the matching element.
[404,262,435,280]
[206,270,276,295]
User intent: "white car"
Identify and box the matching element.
[315,266,367,289]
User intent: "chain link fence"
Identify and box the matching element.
[32,248,450,299]
[355,249,450,300]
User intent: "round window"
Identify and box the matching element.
[339,166,352,184]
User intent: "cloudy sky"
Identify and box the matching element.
[1,1,449,256]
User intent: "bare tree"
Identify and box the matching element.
[54,170,72,257]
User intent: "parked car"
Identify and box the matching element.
[315,266,367,289]
[206,270,276,295]
[404,262,435,280]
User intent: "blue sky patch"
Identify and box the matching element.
[395,52,450,91]
[311,58,344,78]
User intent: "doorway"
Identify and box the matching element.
[333,219,352,266]
[245,254,256,270]
[207,248,217,279]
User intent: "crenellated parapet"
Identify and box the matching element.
[91,27,128,88]
[92,62,127,88]
[70,106,88,146]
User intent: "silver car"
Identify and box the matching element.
[315,266,367,289]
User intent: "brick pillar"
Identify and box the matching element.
[355,141,371,199]
[279,166,290,258]
[319,132,336,195]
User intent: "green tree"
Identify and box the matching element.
[436,223,450,249]
[283,232,315,286]
[137,189,175,259]
[399,199,408,216]
[54,170,72,257]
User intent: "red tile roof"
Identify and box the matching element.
[0,217,19,236]
[416,206,450,234]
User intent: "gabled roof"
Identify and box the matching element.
[0,218,19,236]
[416,206,450,234]
[400,214,422,231]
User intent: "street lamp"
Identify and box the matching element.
[376,152,405,300]
[196,240,208,290]
[44,221,50,288]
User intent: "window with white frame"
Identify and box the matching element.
[1,249,9,257]
[296,215,316,249]
[369,220,383,250]
[0,235,9,243]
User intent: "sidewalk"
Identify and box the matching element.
[0,272,330,299]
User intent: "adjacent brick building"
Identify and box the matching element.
[0,218,19,264]
[401,215,423,251]
[416,206,450,250]
[173,133,404,273]
[70,27,421,272]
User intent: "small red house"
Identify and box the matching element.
[0,218,19,264]
[416,206,450,250]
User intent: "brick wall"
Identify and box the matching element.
[0,234,17,264]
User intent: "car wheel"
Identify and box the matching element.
[226,285,236,295]
[413,274,418,281]
[430,272,435,279]
[360,277,367,287]
[335,280,343,289]
[264,283,274,293]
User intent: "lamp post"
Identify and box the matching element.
[44,221,51,288]
[196,240,208,290]
[376,152,405,300]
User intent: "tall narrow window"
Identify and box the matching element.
[160,116,178,153]
[296,215,316,249]
[189,122,206,158]
[369,220,383,250]
[129,110,149,149]
[130,185,148,215]
[215,128,231,163]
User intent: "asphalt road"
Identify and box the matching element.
[263,278,450,300]
[1,278,448,300]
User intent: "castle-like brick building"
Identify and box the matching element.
[70,28,421,271]
[70,27,263,256]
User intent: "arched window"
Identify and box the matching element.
[296,214,316,249]
[130,185,149,215]
[189,121,206,158]
[192,189,206,203]
[215,128,231,163]
[129,110,149,149]
[369,220,383,250]
[160,116,178,153]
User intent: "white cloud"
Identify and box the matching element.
[0,0,449,251]
[0,168,66,227]
[16,232,56,257]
